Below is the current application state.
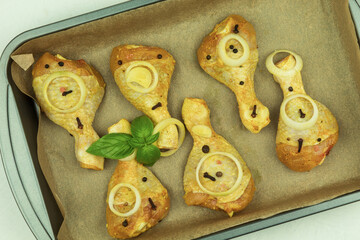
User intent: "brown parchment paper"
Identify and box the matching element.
[10,0,360,239]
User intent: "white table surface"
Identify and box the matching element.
[1,1,360,240]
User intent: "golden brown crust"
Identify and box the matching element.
[110,45,175,75]
[276,132,339,172]
[272,53,339,172]
[32,52,105,87]
[197,15,270,134]
[110,45,178,150]
[182,98,254,216]
[197,15,257,65]
[184,177,255,215]
[32,52,105,170]
[106,158,170,239]
[106,194,170,239]
[79,162,102,171]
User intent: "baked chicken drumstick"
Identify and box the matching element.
[197,15,270,133]
[110,45,179,152]
[106,119,170,239]
[266,50,339,172]
[182,98,255,217]
[32,53,105,170]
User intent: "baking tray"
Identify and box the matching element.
[1,0,360,239]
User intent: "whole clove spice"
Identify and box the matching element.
[299,109,306,118]
[76,117,83,129]
[148,198,157,210]
[62,90,73,96]
[233,24,239,33]
[203,172,216,181]
[251,105,257,118]
[298,138,303,153]
[151,102,162,110]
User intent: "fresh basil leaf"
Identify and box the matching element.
[129,137,146,148]
[131,115,154,138]
[145,132,160,145]
[136,145,160,166]
[101,144,135,159]
[86,133,134,159]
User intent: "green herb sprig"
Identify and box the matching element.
[87,116,160,166]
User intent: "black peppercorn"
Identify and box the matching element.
[233,49,238,53]
[239,81,244,85]
[288,86,293,92]
[157,54,162,59]
[118,60,122,65]
[202,145,210,153]
[216,171,223,177]
[45,64,49,68]
[229,45,234,49]
[58,62,64,67]
[206,55,211,60]
[317,138,321,142]
[122,220,128,227]
[142,177,147,182]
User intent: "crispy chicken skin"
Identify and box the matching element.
[110,45,179,151]
[32,52,105,170]
[182,98,255,217]
[106,120,170,239]
[197,15,270,133]
[272,55,339,172]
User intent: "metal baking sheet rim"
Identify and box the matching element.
[0,0,359,239]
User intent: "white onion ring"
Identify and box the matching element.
[125,61,159,93]
[280,94,319,130]
[43,71,87,113]
[108,183,141,217]
[217,33,250,67]
[195,152,243,196]
[266,50,303,77]
[153,118,185,157]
